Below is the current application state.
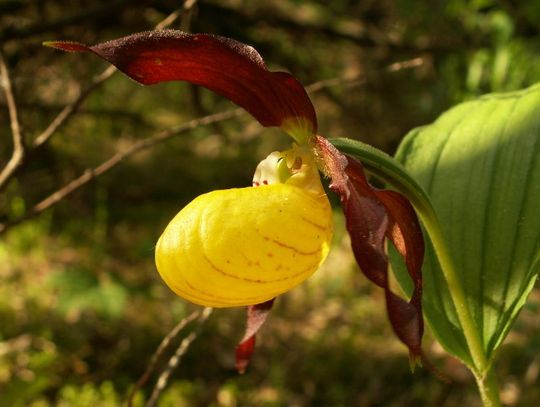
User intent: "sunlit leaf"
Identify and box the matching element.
[393,82,540,364]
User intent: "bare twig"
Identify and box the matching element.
[155,0,199,32]
[146,307,212,407]
[385,57,425,72]
[0,56,425,235]
[180,0,199,32]
[127,310,202,407]
[155,10,182,31]
[305,75,367,93]
[183,0,200,11]
[0,4,192,219]
[32,65,117,149]
[0,51,25,192]
[305,56,425,93]
[0,108,243,234]
[33,5,189,150]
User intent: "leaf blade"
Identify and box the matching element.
[394,82,540,364]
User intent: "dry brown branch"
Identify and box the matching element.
[305,56,425,93]
[0,56,425,235]
[179,0,199,32]
[305,75,367,93]
[32,65,117,149]
[126,310,202,407]
[0,5,188,224]
[32,5,186,150]
[155,9,183,31]
[386,57,425,72]
[146,307,213,407]
[155,0,196,31]
[0,51,26,192]
[0,108,243,234]
[0,5,186,199]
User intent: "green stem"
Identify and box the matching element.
[329,138,502,406]
[475,368,502,407]
[421,209,501,407]
[417,204,488,372]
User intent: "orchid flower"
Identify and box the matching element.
[46,30,425,373]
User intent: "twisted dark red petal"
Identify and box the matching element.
[45,30,317,134]
[235,299,275,374]
[316,136,424,361]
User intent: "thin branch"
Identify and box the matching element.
[0,108,243,234]
[305,56,425,93]
[0,57,425,235]
[127,310,202,407]
[179,0,199,32]
[183,0,200,11]
[0,5,188,197]
[385,57,425,73]
[0,50,25,192]
[32,5,187,150]
[305,75,366,93]
[155,1,190,31]
[156,0,198,32]
[146,307,212,407]
[155,9,183,31]
[32,65,117,149]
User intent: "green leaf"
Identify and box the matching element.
[393,82,540,365]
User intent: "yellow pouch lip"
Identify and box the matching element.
[155,183,333,308]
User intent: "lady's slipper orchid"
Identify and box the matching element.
[46,30,425,372]
[155,145,333,308]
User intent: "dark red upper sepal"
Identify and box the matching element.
[45,30,317,135]
[316,136,424,361]
[235,299,275,374]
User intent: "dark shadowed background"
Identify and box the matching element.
[1,0,539,405]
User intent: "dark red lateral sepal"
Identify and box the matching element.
[44,30,317,135]
[235,299,275,374]
[316,137,424,363]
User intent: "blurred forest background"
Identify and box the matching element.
[1,0,540,406]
